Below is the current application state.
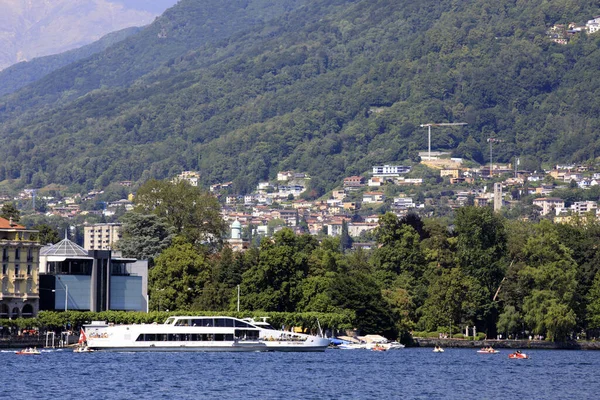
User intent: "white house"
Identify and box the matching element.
[372,165,411,177]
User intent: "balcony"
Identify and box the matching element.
[11,274,27,281]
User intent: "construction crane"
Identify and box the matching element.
[419,122,467,161]
[487,137,503,177]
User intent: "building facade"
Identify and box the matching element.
[84,223,122,250]
[39,238,147,312]
[0,217,40,318]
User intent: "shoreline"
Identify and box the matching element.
[411,338,600,350]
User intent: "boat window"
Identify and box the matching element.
[165,317,176,325]
[235,329,259,340]
[224,318,234,327]
[214,318,226,327]
[234,320,250,328]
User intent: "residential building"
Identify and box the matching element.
[348,223,378,237]
[441,169,460,179]
[173,171,200,186]
[532,197,565,216]
[570,201,598,215]
[587,16,600,33]
[84,223,122,250]
[393,197,415,209]
[331,190,346,200]
[362,192,385,204]
[277,171,294,181]
[372,165,411,177]
[368,176,385,187]
[475,196,490,208]
[343,176,365,188]
[0,217,41,318]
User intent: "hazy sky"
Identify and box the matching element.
[112,0,180,14]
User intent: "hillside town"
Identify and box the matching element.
[3,152,600,255]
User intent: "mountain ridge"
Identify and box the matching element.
[0,0,178,71]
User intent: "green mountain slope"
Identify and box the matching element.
[0,0,599,194]
[0,0,308,122]
[0,27,141,97]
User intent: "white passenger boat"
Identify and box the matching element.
[84,316,330,352]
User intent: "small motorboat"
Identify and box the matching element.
[73,345,94,353]
[433,346,444,353]
[372,344,387,352]
[477,348,499,354]
[508,351,529,359]
[15,348,41,355]
[73,328,94,352]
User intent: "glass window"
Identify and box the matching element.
[2,264,6,275]
[234,320,250,328]
[15,265,19,276]
[27,265,32,276]
[214,318,226,327]
[15,248,20,261]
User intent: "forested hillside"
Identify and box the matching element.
[0,0,599,194]
[0,27,141,97]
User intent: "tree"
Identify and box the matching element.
[32,224,60,245]
[0,203,20,222]
[586,270,600,331]
[339,219,353,252]
[454,206,507,335]
[519,221,578,340]
[238,229,317,312]
[496,305,522,338]
[148,238,211,311]
[134,179,227,250]
[117,212,174,266]
[419,267,486,332]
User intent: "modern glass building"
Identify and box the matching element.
[39,238,147,312]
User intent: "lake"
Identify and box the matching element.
[3,347,599,399]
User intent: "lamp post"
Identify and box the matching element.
[419,122,467,161]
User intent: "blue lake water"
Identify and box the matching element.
[3,347,599,399]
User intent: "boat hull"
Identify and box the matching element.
[89,345,328,352]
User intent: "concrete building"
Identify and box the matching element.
[532,197,565,216]
[39,238,147,312]
[84,223,122,250]
[0,217,41,318]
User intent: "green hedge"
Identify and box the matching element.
[2,310,355,332]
